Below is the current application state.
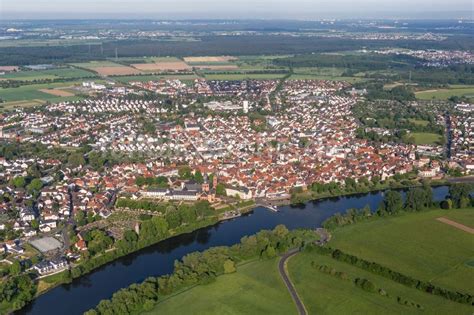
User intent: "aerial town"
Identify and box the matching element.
[1,76,472,274]
[0,12,473,315]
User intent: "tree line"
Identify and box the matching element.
[322,184,473,230]
[307,245,473,305]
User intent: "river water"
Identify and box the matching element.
[19,186,449,315]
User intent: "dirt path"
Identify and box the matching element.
[279,250,308,315]
[436,217,474,234]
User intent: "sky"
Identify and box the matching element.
[1,0,472,19]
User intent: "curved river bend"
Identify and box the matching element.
[20,186,449,315]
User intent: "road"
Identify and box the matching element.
[279,229,331,315]
[279,249,308,315]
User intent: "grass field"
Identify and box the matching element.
[203,73,287,80]
[1,68,96,81]
[147,258,295,315]
[114,74,198,83]
[289,74,367,83]
[70,61,125,68]
[410,132,443,145]
[415,86,474,100]
[142,209,473,315]
[330,208,474,294]
[0,81,85,109]
[289,250,473,315]
[289,67,369,83]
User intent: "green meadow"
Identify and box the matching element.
[329,208,474,294]
[147,259,295,315]
[415,86,474,100]
[289,250,473,315]
[410,132,444,145]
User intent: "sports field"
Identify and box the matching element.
[289,251,473,315]
[330,209,474,293]
[147,258,295,315]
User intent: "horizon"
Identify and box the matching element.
[1,0,473,20]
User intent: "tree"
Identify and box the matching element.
[68,152,85,167]
[11,176,26,189]
[262,245,276,259]
[178,166,193,179]
[383,190,403,214]
[30,219,39,230]
[75,211,87,227]
[166,211,181,229]
[405,187,431,211]
[10,260,22,275]
[194,170,204,184]
[179,205,197,224]
[223,259,236,274]
[27,178,43,194]
[440,199,453,210]
[449,184,473,208]
[216,183,226,196]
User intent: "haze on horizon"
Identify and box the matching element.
[1,0,472,20]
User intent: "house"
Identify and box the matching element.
[225,187,253,200]
[33,258,68,275]
[5,240,24,254]
[75,239,87,251]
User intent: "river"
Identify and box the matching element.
[19,186,449,315]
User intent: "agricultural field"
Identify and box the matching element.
[0,81,85,109]
[184,56,238,63]
[203,73,287,80]
[114,74,198,83]
[146,258,295,315]
[0,67,97,81]
[329,208,474,294]
[131,60,191,72]
[415,85,474,100]
[410,132,444,145]
[289,67,368,83]
[289,251,473,315]
[70,61,142,76]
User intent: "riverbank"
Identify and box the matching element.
[289,178,449,206]
[17,185,454,315]
[30,200,258,298]
[116,207,474,315]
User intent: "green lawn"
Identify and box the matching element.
[147,259,296,315]
[330,209,474,294]
[289,250,473,315]
[415,86,474,100]
[410,132,443,145]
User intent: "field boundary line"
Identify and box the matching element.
[436,217,474,234]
